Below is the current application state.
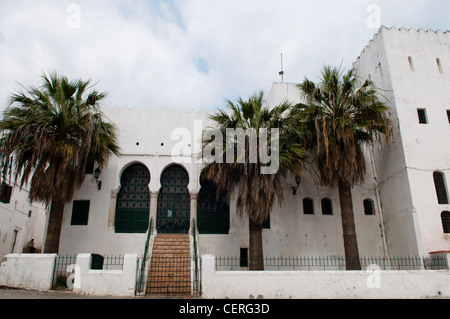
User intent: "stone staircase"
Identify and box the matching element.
[146,234,191,296]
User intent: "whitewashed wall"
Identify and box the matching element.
[201,255,450,299]
[354,27,450,256]
[0,254,56,291]
[0,184,47,259]
[73,254,138,297]
[57,84,390,259]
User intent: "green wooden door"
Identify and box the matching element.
[157,165,190,234]
[115,164,150,233]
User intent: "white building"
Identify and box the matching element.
[56,26,450,261]
[354,26,450,257]
[56,103,386,260]
[0,181,47,258]
[2,26,449,266]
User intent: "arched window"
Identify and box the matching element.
[197,179,230,234]
[115,164,150,233]
[441,211,450,234]
[303,198,314,215]
[321,198,333,215]
[157,165,190,234]
[433,172,449,204]
[363,199,375,215]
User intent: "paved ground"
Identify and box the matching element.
[0,286,129,299]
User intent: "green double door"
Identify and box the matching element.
[157,165,190,234]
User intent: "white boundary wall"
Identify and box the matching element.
[201,255,450,299]
[0,254,56,291]
[2,253,450,298]
[0,253,139,296]
[73,254,138,297]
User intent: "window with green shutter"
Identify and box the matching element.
[71,200,90,225]
[115,163,150,233]
[197,179,230,234]
[0,181,13,204]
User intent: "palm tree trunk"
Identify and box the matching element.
[249,218,264,270]
[338,180,362,270]
[43,200,65,253]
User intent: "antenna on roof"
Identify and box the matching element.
[279,53,284,83]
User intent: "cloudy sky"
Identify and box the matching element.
[0,0,449,112]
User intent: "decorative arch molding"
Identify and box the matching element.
[156,164,191,234]
[114,163,151,233]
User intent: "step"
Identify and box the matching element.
[146,234,193,296]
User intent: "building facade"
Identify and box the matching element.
[2,26,449,263]
[0,181,47,259]
[354,26,450,257]
[57,102,387,260]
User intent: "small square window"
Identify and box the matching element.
[321,198,333,215]
[417,109,428,124]
[263,216,270,229]
[240,248,249,268]
[0,182,13,204]
[363,199,375,215]
[71,200,90,225]
[303,198,314,215]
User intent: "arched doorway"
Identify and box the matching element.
[115,163,151,233]
[157,165,190,234]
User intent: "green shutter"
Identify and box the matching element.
[197,209,230,234]
[71,201,90,225]
[115,209,149,233]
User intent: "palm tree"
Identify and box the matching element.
[0,71,120,253]
[202,91,306,270]
[292,65,391,270]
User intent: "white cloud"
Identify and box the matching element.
[0,0,449,112]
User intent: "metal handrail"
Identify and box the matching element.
[137,217,153,293]
[192,218,200,294]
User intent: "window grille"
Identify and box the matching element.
[363,199,375,215]
[157,165,190,234]
[303,198,314,215]
[442,211,450,234]
[321,198,333,215]
[433,171,449,205]
[417,109,428,124]
[115,163,150,233]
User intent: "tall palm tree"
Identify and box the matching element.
[292,65,391,270]
[202,91,306,270]
[0,71,120,253]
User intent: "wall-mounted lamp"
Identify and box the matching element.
[292,176,301,195]
[93,167,102,190]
